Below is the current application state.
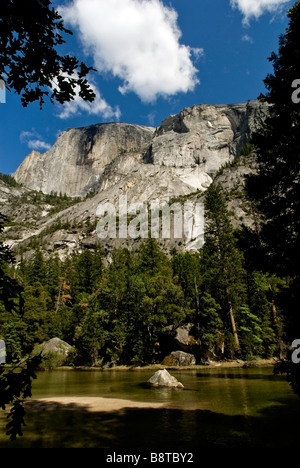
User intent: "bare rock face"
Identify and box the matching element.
[4,100,269,259]
[147,369,184,388]
[13,100,268,201]
[145,100,268,171]
[14,123,155,198]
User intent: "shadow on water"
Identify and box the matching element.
[195,372,285,381]
[0,397,299,449]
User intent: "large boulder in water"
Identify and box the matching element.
[147,369,184,388]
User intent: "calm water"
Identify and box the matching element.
[1,366,300,448]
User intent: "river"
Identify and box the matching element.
[1,366,299,448]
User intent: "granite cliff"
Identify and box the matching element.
[14,100,268,199]
[1,100,268,258]
[14,123,155,198]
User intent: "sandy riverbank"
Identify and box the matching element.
[25,396,165,413]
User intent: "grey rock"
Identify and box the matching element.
[162,350,196,366]
[163,323,201,352]
[14,123,155,198]
[39,337,73,359]
[2,100,269,259]
[147,100,268,172]
[147,369,184,388]
[13,101,268,201]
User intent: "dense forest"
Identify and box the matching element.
[0,184,288,367]
[1,0,300,441]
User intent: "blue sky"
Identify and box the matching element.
[0,0,294,175]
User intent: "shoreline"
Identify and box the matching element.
[53,357,278,372]
[24,358,279,414]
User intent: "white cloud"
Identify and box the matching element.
[242,34,254,43]
[20,130,51,152]
[56,79,121,120]
[230,0,290,24]
[59,0,200,103]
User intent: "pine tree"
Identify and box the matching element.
[74,305,108,366]
[198,292,223,357]
[171,252,202,323]
[71,250,102,299]
[139,269,187,363]
[202,184,247,356]
[20,282,51,353]
[245,0,300,390]
[44,253,62,309]
[247,0,300,276]
[26,248,46,286]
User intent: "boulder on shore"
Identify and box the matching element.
[159,323,201,359]
[162,350,196,367]
[35,337,73,368]
[40,337,72,357]
[147,369,184,388]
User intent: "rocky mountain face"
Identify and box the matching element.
[14,100,268,199]
[2,100,268,259]
[14,123,155,199]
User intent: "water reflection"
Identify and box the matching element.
[0,367,299,448]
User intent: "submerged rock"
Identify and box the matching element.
[147,369,184,388]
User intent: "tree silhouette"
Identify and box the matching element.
[0,0,96,108]
[247,0,300,277]
[246,0,300,393]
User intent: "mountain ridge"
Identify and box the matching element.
[13,100,269,199]
[1,100,268,259]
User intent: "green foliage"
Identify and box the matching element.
[0,0,96,108]
[198,293,223,353]
[20,282,51,353]
[171,251,202,319]
[0,192,291,373]
[240,143,254,157]
[238,304,264,359]
[1,195,287,369]
[246,1,300,277]
[244,0,300,394]
[0,172,21,187]
[202,185,246,353]
[0,354,43,440]
[199,184,281,359]
[29,190,81,214]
